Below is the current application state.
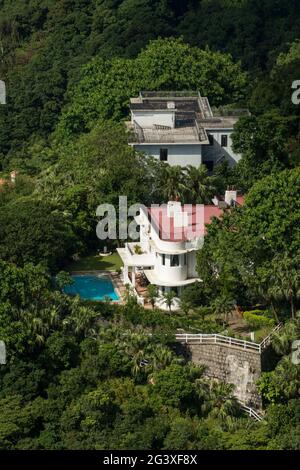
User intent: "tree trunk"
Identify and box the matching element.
[291,298,296,320]
[271,301,279,323]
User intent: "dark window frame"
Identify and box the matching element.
[208,133,214,145]
[160,148,168,161]
[170,254,180,267]
[221,135,228,147]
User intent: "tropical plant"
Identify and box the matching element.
[184,164,218,204]
[161,165,186,202]
[199,380,240,423]
[211,295,235,326]
[269,254,300,320]
[147,284,159,309]
[163,291,177,313]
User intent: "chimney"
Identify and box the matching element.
[225,190,237,207]
[167,201,188,228]
[212,196,219,206]
[167,200,181,218]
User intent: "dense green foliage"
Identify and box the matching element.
[197,168,300,317]
[0,0,299,451]
[56,37,247,139]
[0,259,298,450]
[0,0,299,162]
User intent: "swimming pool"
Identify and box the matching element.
[63,274,119,301]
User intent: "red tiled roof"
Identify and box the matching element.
[236,195,245,206]
[148,204,226,242]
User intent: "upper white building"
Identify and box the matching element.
[127,91,249,170]
[117,191,244,310]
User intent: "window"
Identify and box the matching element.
[170,254,180,267]
[162,254,166,265]
[160,148,168,161]
[208,133,214,145]
[221,135,228,147]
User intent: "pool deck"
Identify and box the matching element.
[69,270,126,304]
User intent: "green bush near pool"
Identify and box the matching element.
[243,310,275,330]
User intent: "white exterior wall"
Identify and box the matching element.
[202,129,241,166]
[132,110,175,128]
[134,144,202,167]
[137,206,199,297]
[154,253,188,282]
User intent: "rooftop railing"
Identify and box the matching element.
[140,91,199,99]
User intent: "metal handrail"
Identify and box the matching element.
[239,402,264,422]
[133,120,144,143]
[141,91,199,99]
[259,322,283,349]
[175,323,283,353]
[176,333,261,351]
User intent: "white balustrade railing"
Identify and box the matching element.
[175,323,283,354]
[239,402,264,422]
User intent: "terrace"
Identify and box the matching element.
[129,119,208,144]
[128,91,249,145]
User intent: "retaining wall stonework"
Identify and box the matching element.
[184,343,263,408]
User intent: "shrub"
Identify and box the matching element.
[243,310,275,330]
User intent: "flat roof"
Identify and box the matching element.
[129,92,249,143]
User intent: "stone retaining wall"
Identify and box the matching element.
[183,342,263,408]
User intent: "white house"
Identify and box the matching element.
[127,91,249,170]
[117,191,244,310]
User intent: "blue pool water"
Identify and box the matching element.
[64,274,119,301]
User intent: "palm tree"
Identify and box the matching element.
[161,164,186,201]
[70,305,97,337]
[163,290,176,312]
[271,318,300,356]
[151,344,174,372]
[179,299,192,316]
[211,295,235,326]
[269,254,300,320]
[124,283,137,305]
[147,284,159,309]
[115,329,149,377]
[184,164,218,204]
[257,282,280,323]
[200,380,240,422]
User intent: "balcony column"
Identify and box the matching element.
[132,266,136,288]
[123,265,128,283]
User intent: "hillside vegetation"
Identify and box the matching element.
[0,0,299,450]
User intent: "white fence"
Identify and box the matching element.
[239,402,264,422]
[176,323,283,354]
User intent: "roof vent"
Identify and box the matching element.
[167,101,175,109]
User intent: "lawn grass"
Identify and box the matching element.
[254,326,274,343]
[67,251,123,272]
